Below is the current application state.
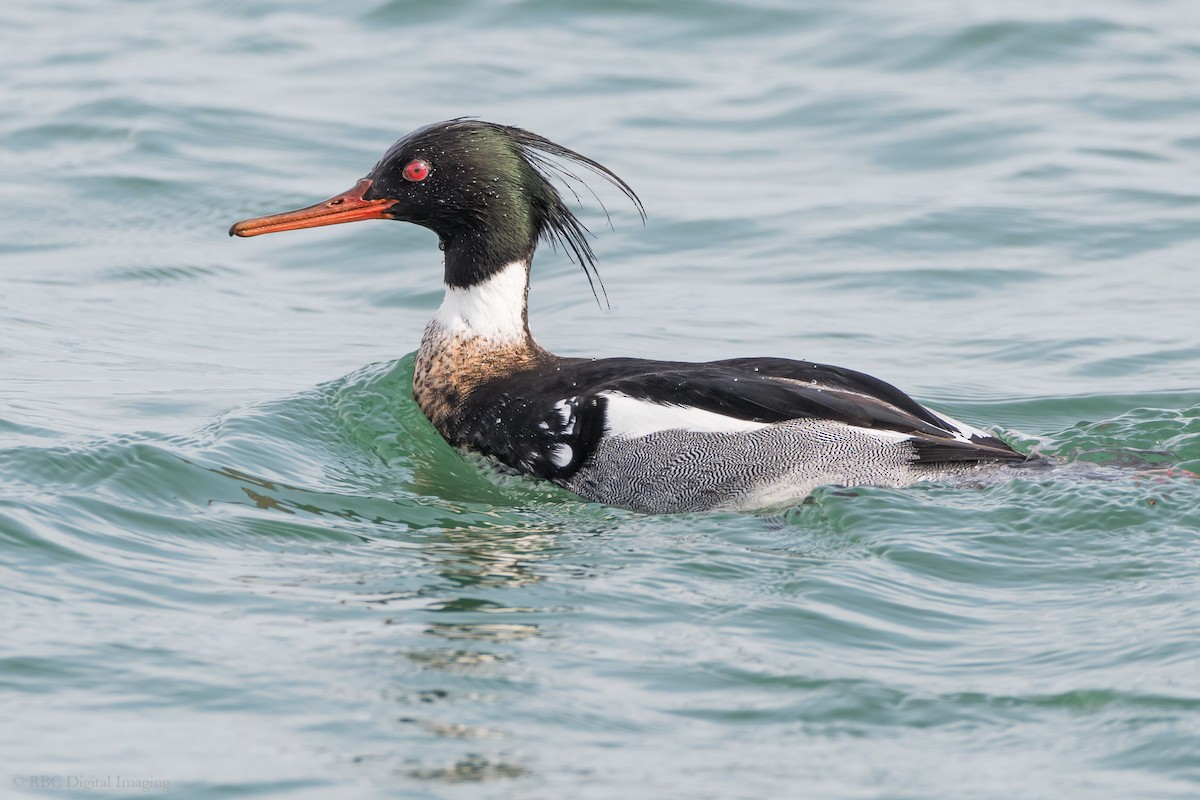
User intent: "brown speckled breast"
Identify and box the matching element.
[413,322,548,442]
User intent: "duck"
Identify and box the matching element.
[231,118,1034,514]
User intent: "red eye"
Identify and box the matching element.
[403,159,430,182]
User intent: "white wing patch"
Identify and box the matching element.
[927,408,992,444]
[851,427,914,443]
[781,372,992,444]
[550,443,574,468]
[600,391,770,438]
[553,399,577,434]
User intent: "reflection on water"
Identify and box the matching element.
[425,622,541,642]
[428,527,560,590]
[405,649,509,670]
[398,717,506,740]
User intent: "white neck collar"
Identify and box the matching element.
[431,260,530,344]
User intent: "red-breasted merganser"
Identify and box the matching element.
[231,119,1033,513]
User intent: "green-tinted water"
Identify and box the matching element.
[3,1,1200,798]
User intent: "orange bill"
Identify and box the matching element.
[229,179,396,237]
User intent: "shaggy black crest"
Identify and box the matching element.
[367,119,645,299]
[508,123,646,305]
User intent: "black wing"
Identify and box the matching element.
[451,355,1028,478]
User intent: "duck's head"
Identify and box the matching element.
[230,119,643,293]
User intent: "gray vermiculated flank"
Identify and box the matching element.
[562,419,988,514]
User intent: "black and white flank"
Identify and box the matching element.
[232,119,1035,514]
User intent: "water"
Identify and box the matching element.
[3,1,1200,797]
